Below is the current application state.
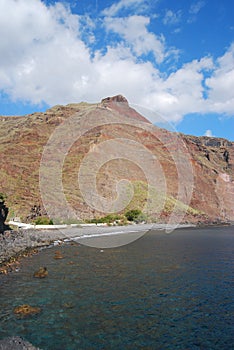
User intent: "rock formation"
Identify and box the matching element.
[0,336,41,350]
[0,198,9,233]
[101,94,129,105]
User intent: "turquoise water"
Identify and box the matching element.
[0,226,233,349]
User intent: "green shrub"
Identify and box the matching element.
[34,217,53,225]
[87,214,123,225]
[125,209,143,222]
[134,212,148,223]
[117,216,129,226]
[101,214,122,224]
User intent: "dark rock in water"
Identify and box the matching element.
[54,250,64,259]
[63,302,75,309]
[33,266,48,278]
[13,304,41,318]
[0,336,41,350]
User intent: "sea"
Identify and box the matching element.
[0,226,233,350]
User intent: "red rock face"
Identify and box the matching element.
[181,135,234,221]
[0,96,233,223]
[101,95,129,104]
[101,94,151,124]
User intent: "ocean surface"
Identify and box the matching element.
[0,226,233,350]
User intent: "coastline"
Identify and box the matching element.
[0,223,190,270]
[0,221,232,273]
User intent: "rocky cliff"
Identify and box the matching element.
[0,95,233,224]
[0,201,8,233]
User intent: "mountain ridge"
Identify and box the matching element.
[0,95,233,224]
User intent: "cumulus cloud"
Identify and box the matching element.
[204,129,213,137]
[0,0,233,125]
[205,43,234,114]
[104,15,166,63]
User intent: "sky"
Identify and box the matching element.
[0,0,233,140]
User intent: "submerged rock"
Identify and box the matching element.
[63,302,75,309]
[54,251,64,259]
[13,305,41,318]
[33,267,48,278]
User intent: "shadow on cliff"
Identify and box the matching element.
[0,198,10,233]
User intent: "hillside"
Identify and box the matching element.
[0,95,233,224]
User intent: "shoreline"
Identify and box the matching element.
[0,222,232,273]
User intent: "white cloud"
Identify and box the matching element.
[104,15,166,63]
[0,0,233,125]
[173,28,182,34]
[0,0,91,103]
[205,43,234,114]
[204,129,213,137]
[189,1,206,15]
[188,1,205,23]
[102,0,146,17]
[163,10,182,25]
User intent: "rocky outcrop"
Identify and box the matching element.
[198,136,232,148]
[101,94,129,105]
[0,230,52,264]
[26,205,47,222]
[0,201,9,233]
[100,95,150,123]
[0,336,41,350]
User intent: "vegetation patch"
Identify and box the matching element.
[34,217,53,225]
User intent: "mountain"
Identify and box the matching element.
[0,95,233,224]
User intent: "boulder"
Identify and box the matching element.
[33,267,48,278]
[0,336,41,350]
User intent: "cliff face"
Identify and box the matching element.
[0,95,233,223]
[181,135,234,221]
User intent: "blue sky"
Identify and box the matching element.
[0,0,233,140]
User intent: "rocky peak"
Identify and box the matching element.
[100,94,150,123]
[101,95,129,105]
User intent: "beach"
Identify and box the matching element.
[0,223,196,267]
